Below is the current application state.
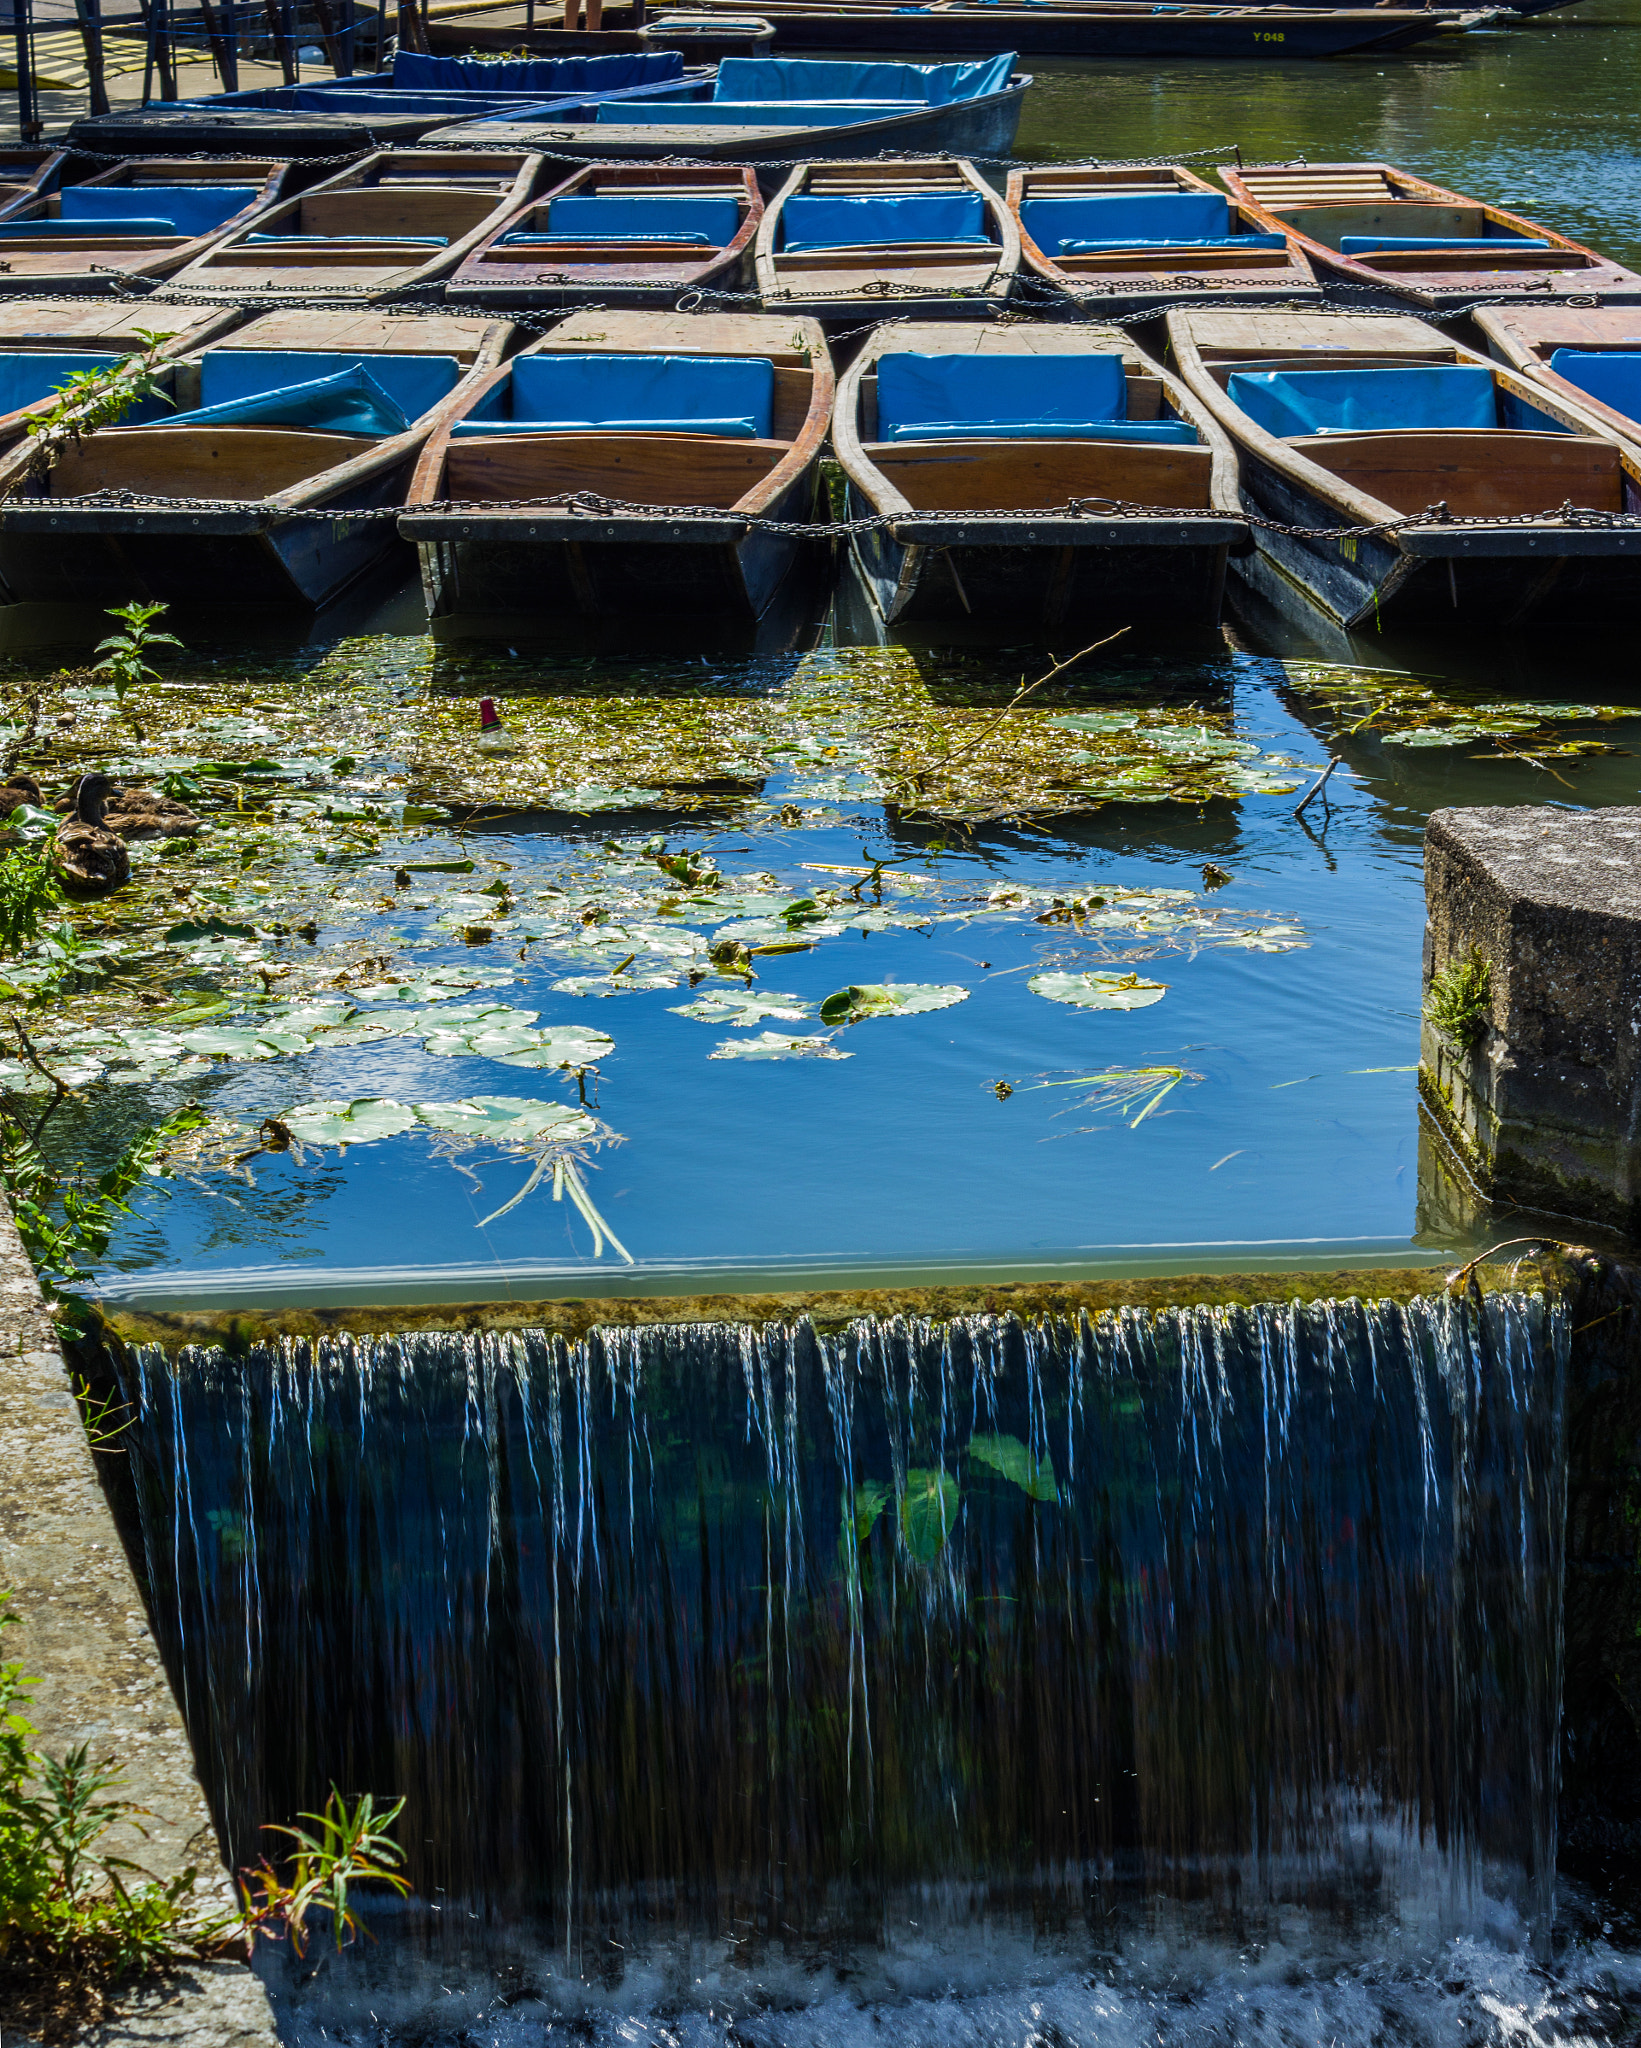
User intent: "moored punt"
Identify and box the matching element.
[0,307,514,612]
[1474,305,1641,455]
[165,150,545,301]
[1009,162,1320,316]
[399,309,833,629]
[756,157,1017,321]
[597,0,1492,58]
[448,162,762,309]
[832,319,1245,632]
[0,299,247,452]
[426,53,1028,162]
[1165,308,1641,635]
[1220,162,1641,309]
[0,159,293,293]
[0,148,75,215]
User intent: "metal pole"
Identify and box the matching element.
[217,0,238,87]
[12,0,39,145]
[73,0,109,113]
[154,0,176,101]
[335,0,351,73]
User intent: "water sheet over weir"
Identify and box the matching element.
[113,1291,1567,1989]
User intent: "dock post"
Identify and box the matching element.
[11,0,40,144]
[73,0,109,111]
[215,0,238,87]
[259,0,295,82]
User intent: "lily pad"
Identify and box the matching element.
[968,1432,1059,1503]
[553,972,680,997]
[818,983,969,1026]
[708,1031,850,1061]
[1029,971,1168,1011]
[413,1096,597,1144]
[670,989,813,1026]
[281,1098,420,1149]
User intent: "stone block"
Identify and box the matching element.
[1421,804,1641,1233]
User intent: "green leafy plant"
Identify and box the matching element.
[91,601,183,735]
[0,848,59,955]
[1426,947,1493,1050]
[232,1789,410,1955]
[21,332,176,464]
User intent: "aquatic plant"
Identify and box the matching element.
[91,601,183,736]
[1281,661,1628,768]
[0,847,58,954]
[233,1789,409,1957]
[15,332,175,482]
[1426,948,1493,1051]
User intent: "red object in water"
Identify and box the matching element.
[479,696,503,731]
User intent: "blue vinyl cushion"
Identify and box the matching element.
[1339,235,1551,255]
[598,100,915,126]
[198,349,461,423]
[781,191,984,250]
[60,184,259,234]
[392,48,682,89]
[500,232,712,246]
[0,351,119,412]
[1020,190,1228,248]
[1058,232,1286,254]
[714,53,1012,100]
[541,194,740,243]
[1548,349,1641,428]
[247,232,449,246]
[1227,365,1499,438]
[876,351,1130,440]
[458,351,775,439]
[168,364,410,437]
[0,218,180,237]
[888,420,1198,443]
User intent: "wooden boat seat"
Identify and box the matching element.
[443,430,789,507]
[1290,429,1623,517]
[863,437,1213,511]
[41,427,377,501]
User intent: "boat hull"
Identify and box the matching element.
[405,464,824,626]
[1233,443,1641,632]
[678,7,1472,55]
[846,485,1235,630]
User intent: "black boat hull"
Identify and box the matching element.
[717,9,1470,57]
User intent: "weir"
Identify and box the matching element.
[100,1288,1572,2018]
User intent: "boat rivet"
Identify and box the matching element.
[528,526,537,535]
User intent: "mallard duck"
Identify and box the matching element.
[52,774,129,895]
[2,772,42,810]
[102,785,201,839]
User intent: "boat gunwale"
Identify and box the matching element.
[447,159,763,300]
[402,308,835,527]
[1219,158,1641,307]
[756,155,1019,317]
[1472,305,1641,466]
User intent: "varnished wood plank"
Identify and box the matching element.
[443,431,786,508]
[865,439,1213,511]
[1291,429,1622,517]
[46,427,376,500]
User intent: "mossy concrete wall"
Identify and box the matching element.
[1421,804,1641,1233]
[0,1189,278,2048]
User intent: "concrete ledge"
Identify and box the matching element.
[1421,804,1641,1235]
[0,1189,278,2048]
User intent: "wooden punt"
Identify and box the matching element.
[0,159,294,294]
[833,318,1245,633]
[1220,162,1641,310]
[1009,162,1319,316]
[0,308,514,613]
[756,157,1017,322]
[166,150,546,301]
[449,162,762,309]
[0,148,75,217]
[0,299,247,455]
[400,308,833,629]
[595,0,1490,56]
[1166,307,1641,635]
[1474,305,1641,455]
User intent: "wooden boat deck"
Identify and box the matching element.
[450,162,763,308]
[757,157,1018,319]
[168,149,546,299]
[1221,161,1641,307]
[0,159,293,291]
[1009,162,1320,315]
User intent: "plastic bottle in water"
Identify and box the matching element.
[476,696,518,756]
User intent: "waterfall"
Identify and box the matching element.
[111,1291,1569,1985]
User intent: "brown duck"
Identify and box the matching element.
[50,778,199,838]
[52,774,129,895]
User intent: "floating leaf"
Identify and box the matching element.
[669,988,813,1026]
[164,916,258,943]
[553,972,680,997]
[708,1031,850,1061]
[1029,971,1167,1011]
[818,983,969,1026]
[901,1467,959,1565]
[412,1096,597,1144]
[968,1432,1059,1503]
[281,1098,420,1149]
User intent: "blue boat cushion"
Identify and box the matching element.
[714,53,1012,101]
[876,351,1142,441]
[168,364,410,437]
[1059,233,1286,255]
[596,101,914,126]
[0,351,175,423]
[887,420,1198,443]
[1227,365,1500,438]
[247,232,450,246]
[198,350,462,423]
[1020,191,1229,250]
[454,352,775,439]
[781,192,985,251]
[392,48,682,89]
[60,184,259,235]
[1548,349,1641,427]
[532,194,740,244]
[1338,235,1550,255]
[0,218,181,237]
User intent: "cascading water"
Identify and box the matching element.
[109,1292,1581,2041]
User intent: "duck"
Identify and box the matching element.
[52,774,129,895]
[2,771,43,811]
[49,778,200,838]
